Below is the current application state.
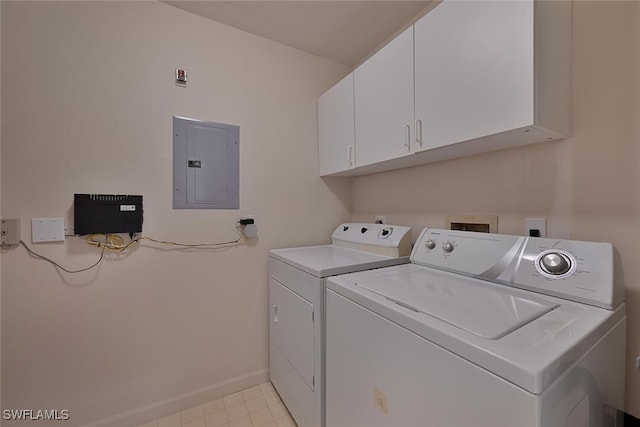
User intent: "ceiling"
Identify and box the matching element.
[164,1,433,68]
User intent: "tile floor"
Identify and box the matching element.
[138,382,297,427]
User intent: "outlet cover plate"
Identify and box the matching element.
[375,215,386,224]
[31,218,65,243]
[525,218,546,238]
[1,219,21,245]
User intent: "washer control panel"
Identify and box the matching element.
[412,228,619,310]
[442,241,455,253]
[424,239,436,250]
[535,250,575,278]
[414,229,523,273]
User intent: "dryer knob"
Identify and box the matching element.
[442,242,454,253]
[540,252,571,275]
[425,239,436,250]
[379,228,392,239]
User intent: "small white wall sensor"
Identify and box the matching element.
[31,218,65,243]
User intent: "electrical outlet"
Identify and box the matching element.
[240,215,257,238]
[525,218,546,238]
[375,215,386,224]
[1,219,21,246]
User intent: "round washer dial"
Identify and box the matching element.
[535,249,576,278]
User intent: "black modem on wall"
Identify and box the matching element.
[74,193,143,235]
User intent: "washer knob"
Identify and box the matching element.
[540,252,571,275]
[425,239,436,250]
[442,242,454,253]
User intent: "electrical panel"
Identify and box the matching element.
[173,116,240,209]
[74,194,143,235]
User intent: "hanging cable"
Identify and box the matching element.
[78,234,139,252]
[137,222,245,248]
[20,222,245,272]
[138,234,243,248]
[20,240,105,274]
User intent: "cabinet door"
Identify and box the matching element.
[414,0,534,151]
[318,74,355,176]
[354,26,414,167]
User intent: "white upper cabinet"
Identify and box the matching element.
[317,0,571,177]
[415,0,533,150]
[318,73,355,176]
[354,27,415,167]
[414,0,571,153]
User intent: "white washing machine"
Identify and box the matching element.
[269,223,412,427]
[326,228,626,427]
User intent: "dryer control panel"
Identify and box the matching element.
[332,223,412,257]
[412,228,620,310]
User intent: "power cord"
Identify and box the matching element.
[20,240,105,274]
[18,234,134,274]
[19,222,246,273]
[138,222,245,248]
[79,234,139,252]
[139,235,244,247]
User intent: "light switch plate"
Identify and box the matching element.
[31,218,65,243]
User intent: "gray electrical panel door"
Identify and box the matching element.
[173,116,239,209]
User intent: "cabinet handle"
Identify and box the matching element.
[404,125,411,151]
[347,145,354,167]
[416,119,423,148]
[273,305,278,323]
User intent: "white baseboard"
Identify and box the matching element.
[81,368,270,427]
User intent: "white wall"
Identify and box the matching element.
[0,1,349,425]
[0,0,3,418]
[569,1,640,414]
[5,0,637,424]
[352,0,640,417]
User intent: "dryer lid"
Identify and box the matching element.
[356,269,558,340]
[270,245,409,277]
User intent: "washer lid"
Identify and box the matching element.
[356,269,557,339]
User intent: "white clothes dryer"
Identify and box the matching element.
[326,228,626,427]
[269,223,412,427]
